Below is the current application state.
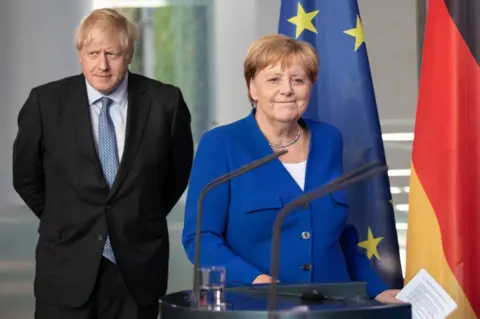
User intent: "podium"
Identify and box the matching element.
[159,282,411,318]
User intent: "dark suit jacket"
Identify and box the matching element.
[12,72,194,307]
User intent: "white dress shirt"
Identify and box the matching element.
[85,74,129,161]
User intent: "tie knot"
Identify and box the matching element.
[100,97,113,109]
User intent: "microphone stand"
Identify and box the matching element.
[267,161,388,317]
[192,149,288,306]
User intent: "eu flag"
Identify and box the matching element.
[279,0,403,289]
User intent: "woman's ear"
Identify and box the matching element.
[249,78,258,102]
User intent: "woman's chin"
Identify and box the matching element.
[274,111,301,123]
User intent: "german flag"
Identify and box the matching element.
[405,0,480,317]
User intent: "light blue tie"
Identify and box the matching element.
[98,97,118,263]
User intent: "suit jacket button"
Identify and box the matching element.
[302,264,312,271]
[301,232,311,240]
[105,205,112,211]
[97,234,104,241]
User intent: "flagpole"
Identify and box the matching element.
[416,0,427,77]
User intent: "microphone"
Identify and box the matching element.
[192,149,288,305]
[267,161,388,315]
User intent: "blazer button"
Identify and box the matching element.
[303,203,309,209]
[97,234,104,241]
[105,205,112,211]
[302,264,312,271]
[301,232,311,240]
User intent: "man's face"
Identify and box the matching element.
[79,28,131,94]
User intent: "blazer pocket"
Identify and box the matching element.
[233,194,283,214]
[37,221,61,241]
[145,218,167,239]
[330,190,349,208]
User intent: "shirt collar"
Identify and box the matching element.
[85,72,129,107]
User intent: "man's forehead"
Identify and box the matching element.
[83,29,122,50]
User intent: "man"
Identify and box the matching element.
[12,8,193,319]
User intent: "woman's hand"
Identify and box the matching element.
[375,289,404,303]
[252,274,274,284]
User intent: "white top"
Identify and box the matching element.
[282,160,307,191]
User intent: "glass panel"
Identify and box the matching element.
[118,2,213,145]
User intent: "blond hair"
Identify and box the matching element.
[244,34,319,106]
[75,8,140,57]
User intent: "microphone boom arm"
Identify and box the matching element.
[268,161,388,314]
[192,149,288,305]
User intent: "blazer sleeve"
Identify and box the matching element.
[162,88,194,215]
[182,130,263,285]
[12,88,45,218]
[331,127,388,297]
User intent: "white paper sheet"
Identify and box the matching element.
[396,268,457,319]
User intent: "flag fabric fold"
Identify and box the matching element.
[406,0,480,318]
[278,0,403,289]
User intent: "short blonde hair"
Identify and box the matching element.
[244,34,319,106]
[75,8,140,57]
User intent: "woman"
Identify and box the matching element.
[182,34,400,303]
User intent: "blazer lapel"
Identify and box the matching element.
[245,108,310,194]
[68,75,106,183]
[108,74,152,200]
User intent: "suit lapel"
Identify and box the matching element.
[108,73,152,200]
[68,75,106,182]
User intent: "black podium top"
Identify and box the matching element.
[159,283,411,319]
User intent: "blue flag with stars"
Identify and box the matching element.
[279,0,403,289]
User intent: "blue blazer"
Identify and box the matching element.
[182,109,387,297]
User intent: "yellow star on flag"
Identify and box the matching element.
[343,15,365,51]
[287,3,319,38]
[357,227,383,259]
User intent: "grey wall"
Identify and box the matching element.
[359,0,418,128]
[212,0,258,125]
[0,3,8,205]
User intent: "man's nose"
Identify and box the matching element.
[98,54,110,70]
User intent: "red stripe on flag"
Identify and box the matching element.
[412,0,480,315]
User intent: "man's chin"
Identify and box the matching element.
[93,83,115,95]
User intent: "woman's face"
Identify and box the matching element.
[250,60,312,124]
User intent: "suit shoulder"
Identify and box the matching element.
[130,73,180,94]
[30,75,83,95]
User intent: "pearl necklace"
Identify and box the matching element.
[268,127,302,148]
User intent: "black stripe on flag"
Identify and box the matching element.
[444,0,480,64]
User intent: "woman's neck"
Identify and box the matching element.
[255,111,301,147]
